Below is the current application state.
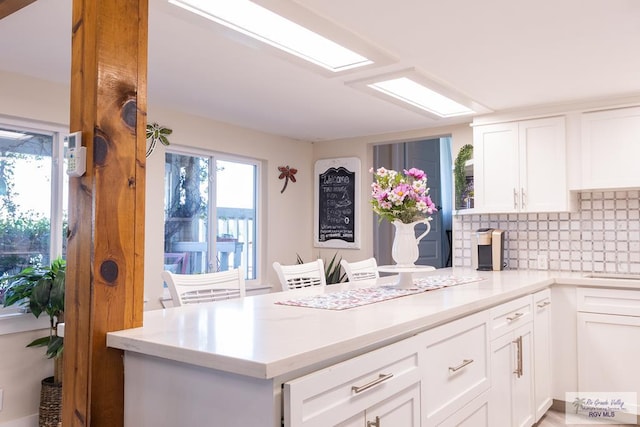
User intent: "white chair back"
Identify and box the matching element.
[273,259,326,291]
[340,258,379,282]
[162,268,246,307]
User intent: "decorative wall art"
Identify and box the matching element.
[314,157,361,248]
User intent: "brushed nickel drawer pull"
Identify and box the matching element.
[352,373,394,394]
[507,312,524,321]
[512,336,523,378]
[537,301,551,308]
[449,359,474,372]
[367,416,381,427]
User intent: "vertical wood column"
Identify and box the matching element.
[63,1,147,426]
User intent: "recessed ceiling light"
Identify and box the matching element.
[368,77,475,118]
[169,0,373,72]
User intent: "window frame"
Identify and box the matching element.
[0,115,67,331]
[165,144,263,285]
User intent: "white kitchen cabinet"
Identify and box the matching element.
[490,323,535,427]
[489,304,535,427]
[437,392,490,427]
[473,116,572,213]
[283,333,422,426]
[577,287,640,417]
[580,106,640,190]
[532,289,552,422]
[422,310,490,426]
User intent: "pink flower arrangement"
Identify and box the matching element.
[370,167,437,224]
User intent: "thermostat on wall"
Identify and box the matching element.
[64,131,86,177]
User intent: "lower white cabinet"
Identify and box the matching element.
[437,392,490,427]
[577,287,640,417]
[533,289,552,421]
[490,305,535,427]
[422,310,490,426]
[283,334,423,426]
[285,290,549,427]
[338,383,422,427]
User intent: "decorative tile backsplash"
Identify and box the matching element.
[453,190,640,274]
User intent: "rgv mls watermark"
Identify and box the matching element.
[565,392,637,425]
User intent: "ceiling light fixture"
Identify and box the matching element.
[367,77,475,118]
[169,0,373,72]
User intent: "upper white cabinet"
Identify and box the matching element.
[473,116,573,213]
[579,106,640,190]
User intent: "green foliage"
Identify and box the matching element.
[2,257,65,360]
[296,252,346,284]
[453,144,473,209]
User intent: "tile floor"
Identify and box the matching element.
[536,408,637,426]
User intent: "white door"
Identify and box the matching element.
[474,122,519,212]
[366,382,421,427]
[519,117,567,212]
[512,323,535,427]
[533,291,552,421]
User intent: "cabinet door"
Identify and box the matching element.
[580,106,640,190]
[533,290,552,422]
[364,382,421,427]
[474,122,519,212]
[577,312,640,416]
[489,323,535,427]
[519,117,568,212]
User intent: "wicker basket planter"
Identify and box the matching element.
[39,376,62,427]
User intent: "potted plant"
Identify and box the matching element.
[296,252,346,284]
[1,257,65,426]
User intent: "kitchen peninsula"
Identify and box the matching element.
[106,268,640,426]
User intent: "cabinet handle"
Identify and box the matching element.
[449,359,474,372]
[367,416,381,427]
[506,312,524,322]
[513,188,518,209]
[351,373,394,394]
[521,187,526,209]
[537,301,551,308]
[512,336,523,378]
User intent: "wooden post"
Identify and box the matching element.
[62,1,147,426]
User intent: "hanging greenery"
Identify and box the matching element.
[146,122,172,157]
[453,144,473,209]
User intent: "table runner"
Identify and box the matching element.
[275,275,485,310]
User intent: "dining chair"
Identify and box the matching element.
[272,259,326,291]
[340,258,379,282]
[161,268,246,307]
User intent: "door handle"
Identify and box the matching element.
[351,373,394,394]
[449,359,474,372]
[512,336,523,378]
[367,416,381,427]
[507,312,524,322]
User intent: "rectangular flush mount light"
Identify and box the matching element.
[169,0,373,72]
[368,77,475,118]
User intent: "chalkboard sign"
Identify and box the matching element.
[314,158,360,248]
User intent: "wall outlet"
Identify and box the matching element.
[537,254,549,270]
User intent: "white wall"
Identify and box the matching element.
[0,71,314,421]
[312,123,473,264]
[144,107,314,309]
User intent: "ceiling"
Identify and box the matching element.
[1,0,639,142]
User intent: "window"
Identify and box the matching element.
[0,118,67,320]
[164,148,259,282]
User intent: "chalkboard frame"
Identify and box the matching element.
[314,157,361,248]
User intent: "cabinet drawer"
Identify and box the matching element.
[577,287,640,316]
[490,294,533,339]
[283,334,422,427]
[422,310,490,425]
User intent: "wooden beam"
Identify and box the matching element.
[0,0,37,19]
[62,1,147,426]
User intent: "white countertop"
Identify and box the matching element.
[106,268,640,380]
